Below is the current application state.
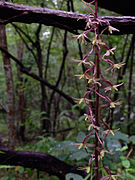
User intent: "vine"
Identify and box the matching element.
[74,1,124,179]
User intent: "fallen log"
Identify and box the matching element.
[0,148,87,179]
[0,2,135,34]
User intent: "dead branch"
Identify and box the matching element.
[0,2,135,34]
[0,148,87,179]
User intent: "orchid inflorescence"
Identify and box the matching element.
[73,0,124,179]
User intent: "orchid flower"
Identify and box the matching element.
[110,100,122,108]
[88,123,100,131]
[73,33,89,44]
[87,76,101,86]
[108,25,119,34]
[78,166,91,173]
[103,46,117,57]
[73,58,94,67]
[105,61,125,72]
[104,82,124,92]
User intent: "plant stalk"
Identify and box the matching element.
[94,0,100,179]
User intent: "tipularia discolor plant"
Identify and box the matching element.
[74,0,124,179]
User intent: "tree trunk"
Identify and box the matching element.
[35,24,51,132]
[0,25,15,148]
[16,41,26,142]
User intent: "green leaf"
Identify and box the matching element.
[122,160,130,168]
[0,151,5,154]
[129,135,135,144]
[18,167,25,173]
[70,150,88,161]
[120,155,126,160]
[116,145,128,152]
[114,132,129,143]
[126,168,135,173]
[0,165,13,169]
[52,141,77,153]
[0,177,8,180]
[66,173,83,180]
[57,153,68,161]
[10,177,15,180]
[121,145,128,151]
[107,139,121,152]
[76,132,85,142]
[124,172,135,180]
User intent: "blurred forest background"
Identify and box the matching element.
[0,0,135,179]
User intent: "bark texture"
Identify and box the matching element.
[0,148,87,179]
[0,25,15,148]
[0,2,135,34]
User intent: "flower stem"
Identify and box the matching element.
[95,49,100,180]
[94,0,100,179]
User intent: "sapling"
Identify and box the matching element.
[74,0,124,179]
